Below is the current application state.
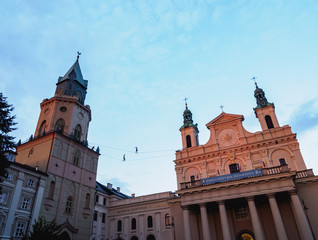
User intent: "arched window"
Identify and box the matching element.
[38,120,47,136]
[131,218,136,230]
[65,196,72,214]
[130,237,139,240]
[76,91,82,103]
[55,118,65,132]
[48,181,55,199]
[73,150,80,166]
[74,124,82,140]
[117,220,122,232]
[279,158,287,166]
[146,235,155,240]
[60,231,71,240]
[186,135,192,148]
[229,163,240,174]
[147,216,153,228]
[165,213,171,226]
[85,193,90,209]
[265,115,274,129]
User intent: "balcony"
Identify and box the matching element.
[180,165,313,190]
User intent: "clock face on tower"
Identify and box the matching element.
[218,128,238,147]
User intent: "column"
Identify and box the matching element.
[199,203,211,240]
[267,193,288,240]
[247,196,265,240]
[182,206,192,240]
[289,190,314,240]
[2,172,24,239]
[218,201,231,240]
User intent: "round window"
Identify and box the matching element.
[60,107,67,112]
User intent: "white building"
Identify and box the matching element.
[0,162,48,239]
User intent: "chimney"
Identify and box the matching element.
[117,187,121,192]
[131,193,135,198]
[107,183,112,189]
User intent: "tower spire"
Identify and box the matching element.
[180,100,195,129]
[253,81,272,109]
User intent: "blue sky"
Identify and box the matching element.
[1,0,318,196]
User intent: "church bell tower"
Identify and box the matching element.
[180,102,199,149]
[253,82,280,130]
[15,55,99,240]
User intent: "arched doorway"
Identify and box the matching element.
[236,230,254,240]
[146,234,155,240]
[60,231,71,240]
[130,236,138,240]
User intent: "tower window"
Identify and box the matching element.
[65,196,72,214]
[165,213,171,226]
[85,193,90,209]
[229,163,240,174]
[131,218,136,230]
[147,216,153,228]
[48,181,55,199]
[117,220,122,232]
[55,118,65,132]
[265,115,274,129]
[73,150,80,166]
[38,120,47,136]
[76,91,82,103]
[186,135,192,148]
[74,124,82,140]
[279,158,287,166]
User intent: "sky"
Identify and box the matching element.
[1,0,318,196]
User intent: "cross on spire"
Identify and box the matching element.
[77,51,81,60]
[251,76,258,87]
[184,97,188,107]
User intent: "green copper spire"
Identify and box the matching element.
[58,59,88,88]
[180,102,198,130]
[55,54,88,104]
[254,82,273,109]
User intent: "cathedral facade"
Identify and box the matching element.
[102,84,318,240]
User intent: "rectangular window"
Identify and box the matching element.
[21,197,30,209]
[27,179,34,187]
[95,195,99,203]
[15,222,25,237]
[6,173,13,181]
[0,193,8,204]
[103,197,106,205]
[235,206,248,220]
[94,211,98,221]
[102,213,106,223]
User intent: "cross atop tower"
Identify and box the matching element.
[77,51,81,60]
[251,76,258,87]
[184,97,188,108]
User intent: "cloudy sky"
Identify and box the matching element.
[1,0,318,196]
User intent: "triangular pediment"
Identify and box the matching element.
[206,112,244,129]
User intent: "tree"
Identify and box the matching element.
[23,217,62,240]
[0,92,16,180]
